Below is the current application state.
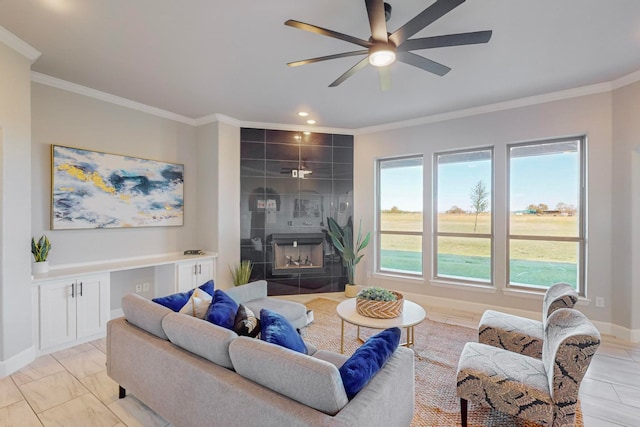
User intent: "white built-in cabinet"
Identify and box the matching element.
[37,273,110,351]
[176,258,214,292]
[33,252,217,354]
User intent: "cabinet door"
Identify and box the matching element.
[39,280,76,350]
[76,274,110,340]
[176,262,196,292]
[196,259,214,287]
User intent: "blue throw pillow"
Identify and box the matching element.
[205,289,239,330]
[260,308,307,354]
[152,281,215,312]
[339,327,401,399]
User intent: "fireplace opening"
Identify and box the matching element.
[270,233,325,275]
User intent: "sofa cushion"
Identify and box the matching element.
[245,297,307,330]
[233,304,260,338]
[205,289,239,330]
[260,308,307,354]
[122,293,172,340]
[162,312,237,369]
[339,327,401,399]
[152,281,215,312]
[179,288,213,319]
[229,336,349,415]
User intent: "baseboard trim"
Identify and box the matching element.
[0,346,36,377]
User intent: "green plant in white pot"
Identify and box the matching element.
[31,235,51,275]
[230,260,253,286]
[327,217,370,297]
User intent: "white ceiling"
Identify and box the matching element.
[2,0,640,130]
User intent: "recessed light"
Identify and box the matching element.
[306,119,316,125]
[298,111,309,117]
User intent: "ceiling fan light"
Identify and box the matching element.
[369,45,396,67]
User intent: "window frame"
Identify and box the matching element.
[506,136,586,295]
[375,155,424,277]
[433,147,494,285]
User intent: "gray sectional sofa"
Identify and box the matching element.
[106,281,415,427]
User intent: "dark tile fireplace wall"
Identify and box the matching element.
[240,128,354,296]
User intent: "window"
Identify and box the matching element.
[377,156,423,275]
[434,148,493,283]
[508,137,585,292]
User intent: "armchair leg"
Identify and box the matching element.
[460,398,468,427]
[119,386,126,399]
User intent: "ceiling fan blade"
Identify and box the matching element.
[389,0,465,47]
[378,66,392,91]
[398,31,493,51]
[285,20,371,48]
[287,50,368,67]
[329,57,370,87]
[365,0,388,42]
[397,51,451,76]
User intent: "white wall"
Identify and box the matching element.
[0,42,35,366]
[31,83,199,264]
[355,92,615,324]
[612,81,640,330]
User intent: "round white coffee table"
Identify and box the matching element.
[336,298,427,354]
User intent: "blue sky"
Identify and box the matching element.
[380,152,578,213]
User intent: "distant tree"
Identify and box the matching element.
[556,202,576,216]
[527,203,549,215]
[446,206,466,214]
[389,206,401,213]
[469,180,489,231]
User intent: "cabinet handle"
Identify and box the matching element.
[198,264,202,275]
[194,265,197,275]
[71,283,75,298]
[79,282,83,297]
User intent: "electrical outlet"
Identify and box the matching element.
[135,284,142,293]
[595,297,605,308]
[143,282,150,292]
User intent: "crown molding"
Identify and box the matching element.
[31,72,197,125]
[30,65,640,134]
[0,26,41,63]
[355,82,612,135]
[612,69,640,90]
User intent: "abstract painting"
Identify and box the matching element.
[51,145,184,229]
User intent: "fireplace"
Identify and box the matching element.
[270,233,325,275]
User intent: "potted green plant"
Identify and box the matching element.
[31,235,52,274]
[356,286,404,318]
[229,260,253,286]
[326,216,370,297]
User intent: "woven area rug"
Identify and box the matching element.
[301,298,583,427]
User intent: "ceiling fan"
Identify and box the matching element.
[285,0,492,90]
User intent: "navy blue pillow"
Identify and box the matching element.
[152,281,215,312]
[260,308,307,354]
[339,327,401,399]
[204,289,239,330]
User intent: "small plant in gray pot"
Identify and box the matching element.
[326,216,370,297]
[31,235,52,274]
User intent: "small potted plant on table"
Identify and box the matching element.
[31,235,52,274]
[356,286,404,318]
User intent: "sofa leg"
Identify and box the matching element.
[119,386,126,399]
[460,398,468,427]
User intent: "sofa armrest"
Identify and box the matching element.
[330,346,415,427]
[225,280,268,304]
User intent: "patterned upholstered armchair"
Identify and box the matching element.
[456,308,600,427]
[478,282,579,359]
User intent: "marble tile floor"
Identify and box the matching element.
[1,293,639,426]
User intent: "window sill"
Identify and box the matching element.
[371,272,423,285]
[502,287,590,305]
[429,279,497,294]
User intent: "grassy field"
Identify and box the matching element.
[380,212,578,287]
